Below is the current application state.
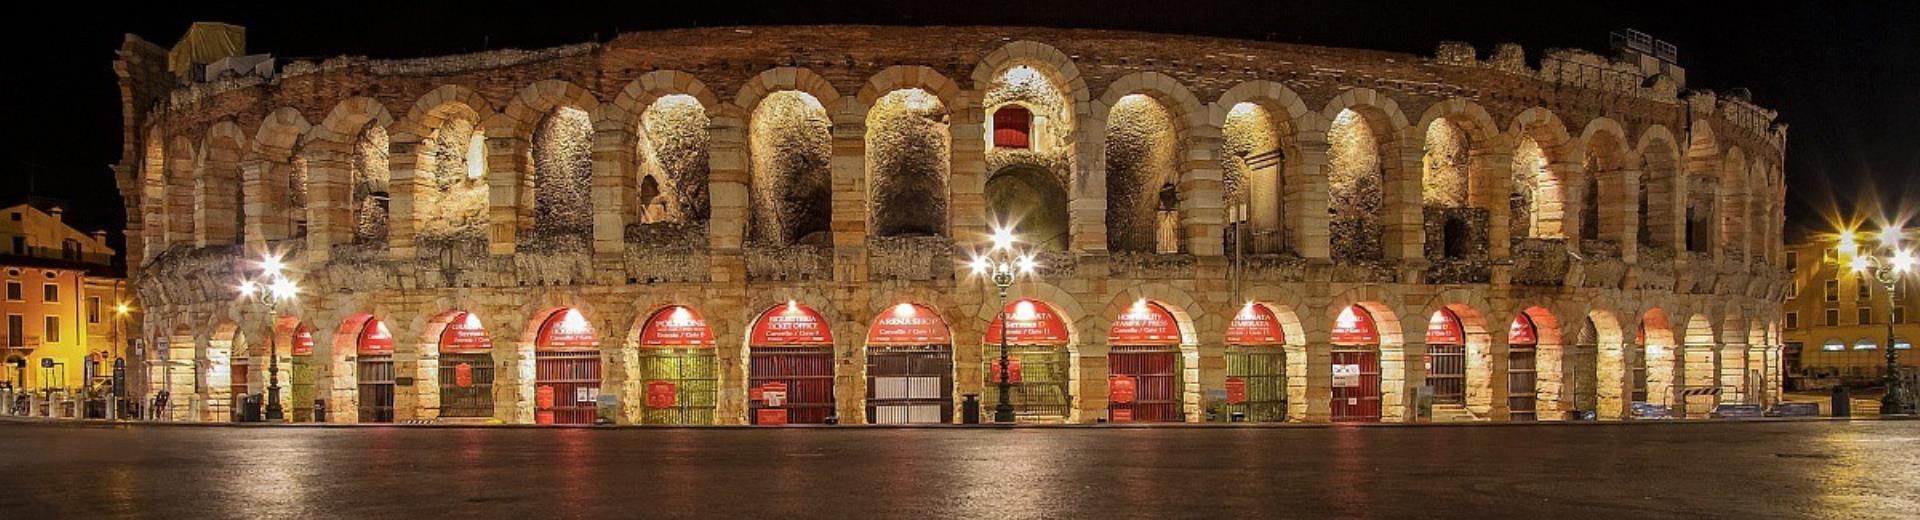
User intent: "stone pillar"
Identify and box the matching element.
[484,135,527,256]
[1070,116,1108,254]
[1246,153,1283,253]
[830,114,869,279]
[1394,335,1427,422]
[238,159,276,253]
[1284,342,1309,421]
[707,115,750,275]
[1078,342,1110,423]
[1191,341,1223,422]
[1476,148,1515,259]
[1536,339,1566,420]
[949,93,989,240]
[1680,342,1718,417]
[1720,341,1749,404]
[1383,142,1426,262]
[1179,130,1226,257]
[385,136,423,259]
[1301,340,1331,422]
[1596,338,1628,419]
[590,125,634,260]
[598,322,630,425]
[1288,138,1331,260]
[1601,168,1640,263]
[501,339,536,425]
[392,319,425,422]
[711,309,748,425]
[304,146,352,263]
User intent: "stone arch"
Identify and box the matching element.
[1578,308,1628,419]
[1215,80,1317,255]
[1510,305,1565,420]
[251,108,313,243]
[1680,312,1720,415]
[970,41,1090,107]
[1326,286,1409,422]
[401,93,494,246]
[1413,99,1503,263]
[1638,307,1679,409]
[733,67,844,121]
[862,71,956,238]
[1579,118,1632,250]
[196,121,249,246]
[163,136,198,248]
[138,126,168,256]
[1320,89,1412,261]
[394,85,499,139]
[1095,284,1206,421]
[742,79,836,246]
[1682,123,1722,254]
[1720,146,1751,260]
[1505,107,1575,240]
[1634,125,1683,253]
[311,97,396,250]
[606,72,721,229]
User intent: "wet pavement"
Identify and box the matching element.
[1,419,1916,519]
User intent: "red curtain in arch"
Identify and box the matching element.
[993,106,1031,149]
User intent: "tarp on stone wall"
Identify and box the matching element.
[168,22,246,78]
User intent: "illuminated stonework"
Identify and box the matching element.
[113,26,1788,425]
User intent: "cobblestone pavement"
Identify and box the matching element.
[0,419,1915,519]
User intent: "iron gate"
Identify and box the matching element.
[357,355,395,423]
[1508,343,1538,421]
[1630,349,1649,403]
[866,346,953,424]
[980,345,1072,420]
[437,353,494,418]
[750,346,834,424]
[1330,348,1381,422]
[1427,343,1466,404]
[1109,345,1182,422]
[638,349,718,425]
[290,358,315,422]
[1224,346,1286,422]
[535,351,601,425]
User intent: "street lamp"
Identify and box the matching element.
[971,226,1038,424]
[1836,227,1914,416]
[236,253,300,421]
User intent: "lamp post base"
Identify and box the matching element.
[1883,391,1912,417]
[265,387,284,421]
[993,404,1016,424]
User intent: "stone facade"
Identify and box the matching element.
[110,25,1788,424]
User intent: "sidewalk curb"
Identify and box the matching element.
[0,414,1873,431]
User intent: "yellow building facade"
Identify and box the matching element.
[1781,235,1920,387]
[0,202,128,392]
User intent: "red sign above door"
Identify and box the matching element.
[536,308,598,350]
[1108,300,1182,346]
[1427,309,1464,345]
[640,305,715,347]
[1331,305,1379,346]
[985,299,1070,346]
[1509,313,1538,345]
[867,303,951,346]
[750,302,834,346]
[292,325,315,356]
[1225,303,1283,345]
[439,311,492,353]
[357,316,394,356]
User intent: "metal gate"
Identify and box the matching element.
[638,349,717,425]
[1330,348,1381,422]
[1224,346,1286,422]
[866,346,952,424]
[750,347,834,424]
[1508,343,1537,420]
[1427,343,1466,404]
[981,345,1072,419]
[1109,345,1182,422]
[1630,348,1649,403]
[357,355,395,423]
[535,351,601,425]
[437,353,493,418]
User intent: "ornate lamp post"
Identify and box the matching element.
[971,227,1038,424]
[236,254,300,421]
[1837,227,1914,416]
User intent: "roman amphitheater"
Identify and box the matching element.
[110,25,1789,425]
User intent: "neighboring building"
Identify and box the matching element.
[1780,233,1920,388]
[0,201,129,392]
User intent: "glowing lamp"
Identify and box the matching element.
[1852,255,1871,272]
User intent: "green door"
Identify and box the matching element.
[638,348,717,425]
[1224,346,1287,422]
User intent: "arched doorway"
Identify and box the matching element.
[288,322,317,422]
[637,305,718,425]
[1107,299,1185,422]
[985,166,1069,252]
[533,307,600,425]
[349,315,396,423]
[1331,305,1383,423]
[1225,303,1288,422]
[1508,313,1540,421]
[984,297,1073,421]
[748,302,835,425]
[865,303,953,424]
[1633,323,1653,404]
[1425,309,1468,406]
[435,310,494,419]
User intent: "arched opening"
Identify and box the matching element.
[1685,176,1717,253]
[1224,102,1287,255]
[865,303,953,424]
[347,315,395,423]
[1225,302,1289,422]
[165,138,197,247]
[350,124,391,244]
[748,91,833,246]
[1570,317,1602,417]
[1105,94,1182,254]
[529,107,594,243]
[139,132,168,256]
[1637,310,1679,414]
[288,153,310,239]
[1106,299,1187,422]
[1582,131,1629,252]
[1422,119,1485,264]
[1329,109,1385,261]
[1507,312,1541,421]
[1639,139,1680,253]
[985,65,1070,156]
[637,94,711,228]
[532,307,600,425]
[1426,309,1468,405]
[748,302,836,425]
[416,107,489,245]
[636,305,718,425]
[985,166,1069,251]
[1331,304,1384,422]
[432,310,493,419]
[867,89,951,238]
[198,132,245,246]
[285,321,317,422]
[984,297,1074,420]
[1681,314,1718,417]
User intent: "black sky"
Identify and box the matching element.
[5,1,1917,248]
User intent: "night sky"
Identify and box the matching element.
[6,1,1917,253]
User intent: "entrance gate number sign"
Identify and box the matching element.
[1332,364,1361,388]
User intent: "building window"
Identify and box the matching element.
[7,212,17,221]
[5,315,21,347]
[992,105,1032,149]
[1786,312,1799,330]
[1822,340,1845,352]
[1787,250,1798,271]
[3,281,19,302]
[9,236,22,254]
[87,297,101,324]
[1898,307,1908,325]
[1859,307,1874,325]
[1826,280,1839,302]
[61,240,80,261]
[1859,281,1872,300]
[1787,279,1798,299]
[1855,339,1877,350]
[42,283,57,303]
[1898,340,1913,350]
[1825,309,1840,326]
[43,316,58,343]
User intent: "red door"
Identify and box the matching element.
[1108,345,1181,422]
[750,347,835,424]
[1330,348,1381,422]
[1508,343,1538,421]
[535,351,601,425]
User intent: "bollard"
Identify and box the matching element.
[961,393,981,424]
[1831,386,1851,417]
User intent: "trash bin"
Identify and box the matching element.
[313,399,328,423]
[1831,386,1851,417]
[241,394,263,423]
[961,393,981,424]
